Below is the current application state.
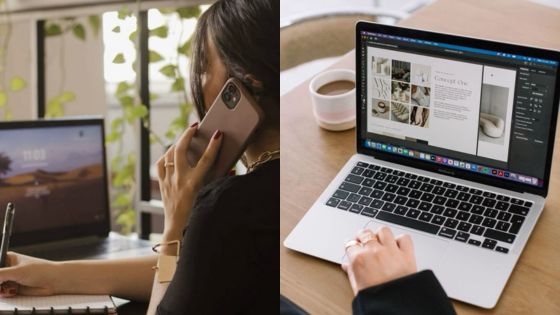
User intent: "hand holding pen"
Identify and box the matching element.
[0,203,15,268]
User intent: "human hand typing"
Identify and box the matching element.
[342,226,417,295]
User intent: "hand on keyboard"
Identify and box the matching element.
[342,226,417,296]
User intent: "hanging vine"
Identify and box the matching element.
[157,6,201,141]
[107,5,201,234]
[0,0,27,120]
[43,16,101,117]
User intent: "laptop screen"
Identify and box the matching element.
[0,120,109,244]
[357,24,560,193]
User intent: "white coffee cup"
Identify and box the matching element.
[309,69,356,131]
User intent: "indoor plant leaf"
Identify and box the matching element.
[159,64,176,78]
[177,38,192,56]
[88,15,101,36]
[118,6,131,20]
[150,25,168,38]
[72,23,86,41]
[149,50,164,63]
[171,78,185,92]
[116,81,131,95]
[112,53,126,64]
[111,117,123,132]
[118,95,134,108]
[0,92,6,107]
[129,105,148,120]
[59,91,76,103]
[114,194,132,207]
[105,130,121,143]
[158,8,176,15]
[177,7,201,19]
[10,77,26,92]
[128,30,137,42]
[44,23,63,36]
[46,99,63,118]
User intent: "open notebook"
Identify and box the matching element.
[0,295,116,314]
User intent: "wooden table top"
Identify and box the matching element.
[280,0,560,314]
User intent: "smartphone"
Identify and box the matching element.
[186,77,265,183]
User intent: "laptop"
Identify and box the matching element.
[284,22,560,308]
[0,118,150,261]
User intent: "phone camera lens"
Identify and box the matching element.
[223,82,240,109]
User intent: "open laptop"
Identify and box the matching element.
[284,22,560,308]
[0,118,150,261]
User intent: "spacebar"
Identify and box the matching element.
[375,212,440,234]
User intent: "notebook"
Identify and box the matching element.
[0,295,116,314]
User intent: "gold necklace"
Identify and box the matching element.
[246,149,280,173]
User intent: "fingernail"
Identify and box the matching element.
[190,121,199,128]
[213,130,222,139]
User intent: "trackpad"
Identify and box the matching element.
[360,220,450,271]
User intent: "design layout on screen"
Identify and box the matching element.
[0,126,106,233]
[367,47,515,162]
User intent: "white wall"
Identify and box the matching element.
[1,20,33,120]
[45,16,107,117]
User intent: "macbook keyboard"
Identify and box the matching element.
[326,161,533,254]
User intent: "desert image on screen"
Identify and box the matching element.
[0,126,106,233]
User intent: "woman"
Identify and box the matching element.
[0,0,279,314]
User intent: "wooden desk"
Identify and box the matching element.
[280,0,560,314]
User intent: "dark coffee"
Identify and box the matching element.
[317,80,355,96]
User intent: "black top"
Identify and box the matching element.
[157,159,279,314]
[280,270,456,315]
[352,270,456,315]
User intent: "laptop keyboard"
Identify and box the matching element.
[326,161,533,254]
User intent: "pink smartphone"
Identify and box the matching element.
[186,78,265,182]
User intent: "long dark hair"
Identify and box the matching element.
[190,0,279,128]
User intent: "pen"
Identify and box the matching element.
[0,203,15,268]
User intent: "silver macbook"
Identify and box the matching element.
[284,22,560,308]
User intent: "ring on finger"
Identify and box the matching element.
[164,161,175,168]
[344,239,362,250]
[359,234,377,246]
[357,229,375,243]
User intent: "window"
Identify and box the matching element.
[33,3,208,236]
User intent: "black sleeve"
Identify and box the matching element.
[155,182,252,315]
[352,270,456,315]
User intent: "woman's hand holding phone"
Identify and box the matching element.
[156,122,223,246]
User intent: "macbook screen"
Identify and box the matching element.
[358,30,559,188]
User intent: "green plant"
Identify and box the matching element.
[107,6,201,234]
[0,0,27,120]
[43,16,101,117]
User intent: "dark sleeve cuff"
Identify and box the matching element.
[352,270,456,315]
